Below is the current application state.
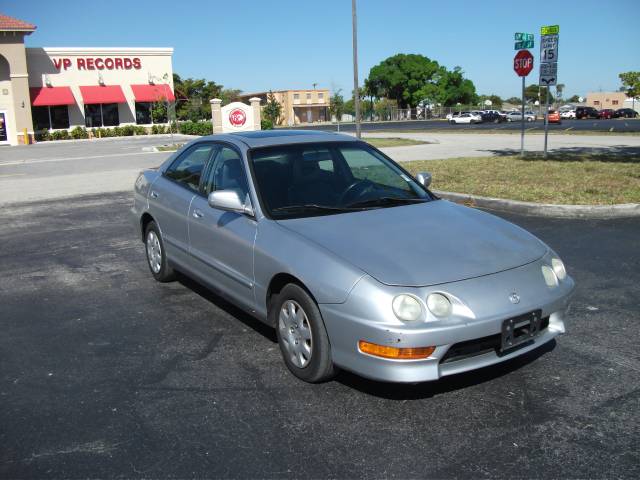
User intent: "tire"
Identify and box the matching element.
[144,221,175,282]
[273,284,335,383]
[527,117,534,122]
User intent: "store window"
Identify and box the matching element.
[135,102,152,124]
[84,103,120,127]
[32,106,70,131]
[612,100,619,105]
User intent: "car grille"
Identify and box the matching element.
[440,316,549,364]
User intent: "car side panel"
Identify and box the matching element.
[252,219,367,322]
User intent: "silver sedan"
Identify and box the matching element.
[131,130,574,383]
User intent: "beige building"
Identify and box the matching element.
[239,89,330,126]
[586,91,627,110]
[0,13,174,146]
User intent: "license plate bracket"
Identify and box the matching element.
[500,310,542,353]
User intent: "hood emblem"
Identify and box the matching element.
[509,293,520,304]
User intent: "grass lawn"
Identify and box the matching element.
[363,137,428,148]
[401,154,640,205]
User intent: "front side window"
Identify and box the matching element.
[165,144,215,192]
[203,146,249,199]
[250,142,432,218]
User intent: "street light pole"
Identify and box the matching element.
[352,0,361,139]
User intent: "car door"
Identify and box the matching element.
[187,144,258,312]
[147,142,218,267]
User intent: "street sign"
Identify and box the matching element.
[515,40,534,50]
[514,32,534,41]
[539,62,557,86]
[514,50,534,77]
[540,34,559,62]
[541,25,560,35]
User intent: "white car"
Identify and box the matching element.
[560,110,576,119]
[449,112,482,124]
[506,111,536,122]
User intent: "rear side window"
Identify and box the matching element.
[165,144,215,191]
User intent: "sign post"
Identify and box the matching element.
[539,25,559,158]
[513,46,534,157]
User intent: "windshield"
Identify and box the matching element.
[249,141,433,219]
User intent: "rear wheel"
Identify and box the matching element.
[144,221,175,282]
[273,284,335,383]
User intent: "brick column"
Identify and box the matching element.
[249,97,262,130]
[210,98,223,133]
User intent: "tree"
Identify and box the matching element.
[619,71,640,110]
[505,97,521,105]
[329,90,345,121]
[263,90,282,126]
[365,54,477,108]
[567,94,581,103]
[478,94,503,109]
[524,84,554,103]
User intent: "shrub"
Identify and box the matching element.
[121,125,135,136]
[134,126,148,135]
[35,129,50,142]
[261,119,274,130]
[178,121,212,136]
[51,129,69,141]
[70,126,88,139]
[112,126,123,137]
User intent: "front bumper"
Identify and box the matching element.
[319,260,574,383]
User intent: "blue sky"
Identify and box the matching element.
[5,0,639,98]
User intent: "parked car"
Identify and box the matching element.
[598,109,615,119]
[575,106,599,119]
[613,108,639,118]
[131,130,574,384]
[547,110,562,124]
[449,112,482,124]
[560,110,575,119]
[480,111,506,123]
[506,111,536,122]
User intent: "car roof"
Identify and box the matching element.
[198,129,358,148]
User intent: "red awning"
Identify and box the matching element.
[79,85,126,104]
[30,86,75,106]
[130,84,176,102]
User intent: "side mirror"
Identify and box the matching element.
[416,172,432,188]
[208,190,254,216]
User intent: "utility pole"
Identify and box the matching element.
[352,0,361,138]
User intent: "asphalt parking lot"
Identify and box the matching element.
[1,192,639,478]
[293,117,640,133]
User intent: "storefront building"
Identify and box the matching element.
[1,13,174,146]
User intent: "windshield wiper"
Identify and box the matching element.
[272,204,355,214]
[346,197,428,209]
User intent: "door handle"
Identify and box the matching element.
[192,209,204,219]
[150,190,159,199]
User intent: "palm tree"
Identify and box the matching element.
[556,83,565,108]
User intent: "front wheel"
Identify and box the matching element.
[274,284,335,383]
[527,117,534,122]
[144,221,175,282]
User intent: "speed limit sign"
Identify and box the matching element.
[540,34,558,62]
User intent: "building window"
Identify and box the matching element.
[32,105,70,131]
[306,93,311,99]
[85,103,120,127]
[135,102,152,124]
[612,100,619,105]
[593,100,600,106]
[318,92,324,100]
[293,93,300,100]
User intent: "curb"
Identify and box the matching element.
[434,190,640,219]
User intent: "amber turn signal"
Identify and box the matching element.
[358,340,435,360]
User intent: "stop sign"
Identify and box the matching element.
[514,50,534,77]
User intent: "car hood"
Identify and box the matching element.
[277,200,547,287]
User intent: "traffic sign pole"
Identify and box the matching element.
[543,87,550,158]
[521,77,525,157]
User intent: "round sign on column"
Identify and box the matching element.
[513,50,534,77]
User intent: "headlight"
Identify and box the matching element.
[541,265,558,287]
[426,293,452,317]
[392,295,422,322]
[551,258,567,281]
